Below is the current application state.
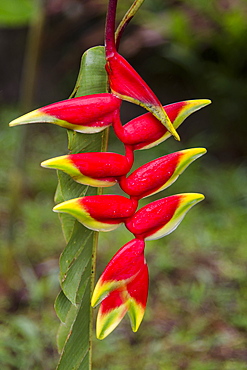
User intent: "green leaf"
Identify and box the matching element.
[55,290,73,324]
[54,46,108,369]
[70,46,108,98]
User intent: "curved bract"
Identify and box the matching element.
[113,99,211,150]
[91,238,145,307]
[41,151,133,187]
[96,264,148,339]
[106,52,180,141]
[53,195,138,232]
[120,148,207,199]
[9,93,121,133]
[125,193,204,240]
[105,0,179,141]
[91,238,148,340]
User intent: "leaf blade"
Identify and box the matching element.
[55,45,108,369]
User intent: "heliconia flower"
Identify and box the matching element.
[120,148,207,199]
[105,0,179,141]
[91,238,145,307]
[96,264,148,340]
[113,99,211,150]
[53,195,138,232]
[9,93,121,133]
[125,193,204,240]
[41,146,134,187]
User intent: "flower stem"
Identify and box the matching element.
[105,0,118,56]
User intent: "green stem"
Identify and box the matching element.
[115,0,145,49]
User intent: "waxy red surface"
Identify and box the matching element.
[79,195,138,223]
[120,152,181,198]
[127,263,149,307]
[113,101,186,150]
[99,238,145,282]
[40,93,121,127]
[125,195,181,239]
[106,52,162,108]
[70,151,133,179]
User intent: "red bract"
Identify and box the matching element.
[126,263,149,332]
[106,53,179,141]
[113,99,211,150]
[125,193,204,240]
[105,0,179,141]
[91,238,145,307]
[41,147,134,187]
[9,93,121,133]
[120,148,206,199]
[96,264,148,340]
[53,195,138,232]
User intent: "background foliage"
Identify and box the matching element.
[0,0,247,369]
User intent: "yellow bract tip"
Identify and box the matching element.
[41,155,70,169]
[53,198,81,213]
[9,110,47,127]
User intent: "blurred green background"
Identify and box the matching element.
[1,0,247,369]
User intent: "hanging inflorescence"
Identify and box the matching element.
[9,0,211,340]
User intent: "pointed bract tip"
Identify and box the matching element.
[186,192,205,202]
[96,290,128,340]
[179,192,205,214]
[179,192,205,207]
[41,155,70,169]
[9,109,45,127]
[181,147,207,159]
[128,302,145,332]
[172,129,180,141]
[154,105,180,141]
[96,304,127,340]
[52,198,80,213]
[186,99,212,108]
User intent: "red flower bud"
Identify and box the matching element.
[113,99,211,150]
[125,193,204,240]
[41,147,134,187]
[53,195,137,232]
[120,148,206,199]
[9,93,121,133]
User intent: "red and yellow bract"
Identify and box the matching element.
[9,93,121,133]
[53,195,138,232]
